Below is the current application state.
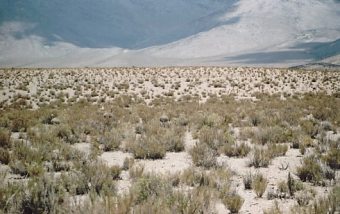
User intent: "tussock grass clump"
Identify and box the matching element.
[180,167,231,189]
[254,126,292,145]
[222,192,244,213]
[128,136,166,159]
[189,143,217,168]
[243,171,253,190]
[0,129,11,148]
[162,128,185,152]
[296,155,323,184]
[253,173,268,198]
[222,142,251,158]
[249,147,272,168]
[323,146,340,170]
[0,148,10,164]
[267,144,288,157]
[132,174,172,204]
[98,130,122,151]
[287,172,304,197]
[110,165,122,180]
[291,186,340,213]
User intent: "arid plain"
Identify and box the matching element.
[0,67,339,213]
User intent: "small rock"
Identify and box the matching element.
[51,117,61,125]
[160,114,169,123]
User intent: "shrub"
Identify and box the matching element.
[110,165,122,180]
[132,175,172,204]
[0,129,11,148]
[253,173,267,198]
[122,157,134,170]
[82,162,116,196]
[264,201,282,214]
[98,130,121,151]
[296,155,323,184]
[222,142,251,157]
[198,126,234,152]
[189,143,217,168]
[21,175,66,213]
[324,148,340,170]
[27,163,45,177]
[162,129,185,152]
[9,160,28,176]
[243,171,253,190]
[0,148,10,164]
[287,172,304,197]
[222,192,244,213]
[129,165,144,180]
[255,126,291,145]
[56,126,78,145]
[249,147,271,168]
[277,180,289,196]
[129,136,166,159]
[295,189,315,206]
[267,144,288,157]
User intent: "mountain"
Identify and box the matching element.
[0,0,339,67]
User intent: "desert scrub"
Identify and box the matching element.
[128,136,166,159]
[97,129,122,151]
[162,128,185,152]
[287,172,304,197]
[267,143,288,157]
[323,146,340,169]
[222,192,244,213]
[254,126,293,145]
[180,167,231,189]
[56,125,79,145]
[20,175,67,214]
[243,171,253,190]
[249,147,272,168]
[253,173,268,197]
[132,174,172,204]
[70,161,116,196]
[264,201,282,214]
[0,129,11,148]
[197,126,235,152]
[0,148,10,164]
[221,142,251,158]
[189,143,217,168]
[110,165,122,180]
[296,155,324,184]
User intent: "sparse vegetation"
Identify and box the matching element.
[253,173,268,197]
[0,68,339,213]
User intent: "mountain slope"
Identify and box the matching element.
[0,0,339,67]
